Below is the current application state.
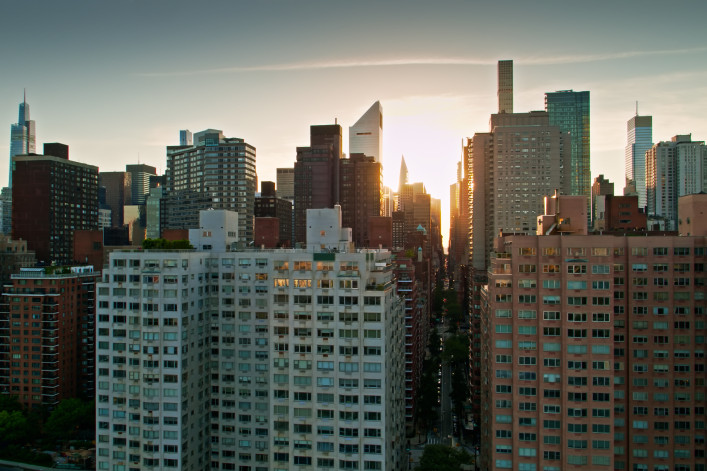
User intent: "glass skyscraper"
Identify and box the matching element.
[9,93,36,188]
[545,90,590,204]
[624,115,653,209]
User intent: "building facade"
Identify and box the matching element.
[294,125,342,244]
[12,146,99,265]
[349,101,383,164]
[546,90,590,216]
[625,115,653,209]
[0,266,98,409]
[480,233,706,471]
[646,134,707,231]
[339,154,382,247]
[9,93,36,189]
[126,164,157,205]
[95,211,406,471]
[166,129,256,242]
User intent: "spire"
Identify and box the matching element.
[398,155,409,194]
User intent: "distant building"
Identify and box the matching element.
[99,171,132,227]
[625,114,653,209]
[646,134,707,230]
[12,144,98,265]
[349,101,383,164]
[594,194,647,232]
[546,90,591,217]
[9,93,36,188]
[339,154,382,247]
[276,167,295,201]
[294,124,342,244]
[166,129,256,241]
[0,266,99,409]
[0,187,11,235]
[678,192,707,236]
[497,60,513,114]
[0,235,36,286]
[591,174,614,228]
[126,163,157,205]
[254,181,292,247]
[179,129,192,146]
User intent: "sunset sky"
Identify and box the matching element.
[3,0,707,245]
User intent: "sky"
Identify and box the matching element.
[3,0,707,247]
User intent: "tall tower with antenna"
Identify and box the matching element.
[9,91,36,188]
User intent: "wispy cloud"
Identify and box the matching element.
[521,47,707,65]
[138,47,707,77]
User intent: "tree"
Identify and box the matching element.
[416,444,472,471]
[44,398,94,442]
[0,410,30,444]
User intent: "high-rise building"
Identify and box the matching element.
[339,154,382,247]
[545,90,590,215]
[646,134,707,230]
[0,187,11,235]
[468,111,571,268]
[497,60,513,114]
[480,228,706,471]
[9,92,36,189]
[294,124,342,244]
[397,156,409,197]
[254,181,293,247]
[0,235,35,286]
[0,266,98,409]
[99,171,132,228]
[276,167,295,201]
[126,164,157,205]
[179,129,192,146]
[625,114,653,209]
[166,129,256,241]
[12,144,99,264]
[95,209,406,471]
[591,174,614,228]
[349,101,383,164]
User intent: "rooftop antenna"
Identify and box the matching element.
[635,101,638,116]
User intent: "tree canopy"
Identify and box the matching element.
[416,444,473,471]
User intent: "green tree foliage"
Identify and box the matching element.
[142,238,193,249]
[443,334,470,430]
[415,357,440,431]
[0,410,30,443]
[416,444,472,471]
[44,399,94,442]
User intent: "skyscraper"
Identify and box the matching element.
[625,114,653,209]
[166,129,257,241]
[294,124,342,244]
[126,163,157,205]
[99,171,132,228]
[497,60,513,114]
[545,90,590,215]
[339,154,382,247]
[645,134,706,230]
[349,101,383,164]
[12,143,99,264]
[591,174,614,228]
[9,92,36,189]
[397,156,408,196]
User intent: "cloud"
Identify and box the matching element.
[521,47,707,66]
[137,47,707,78]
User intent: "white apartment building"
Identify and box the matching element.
[96,210,406,471]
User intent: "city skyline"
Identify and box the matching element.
[3,0,707,245]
